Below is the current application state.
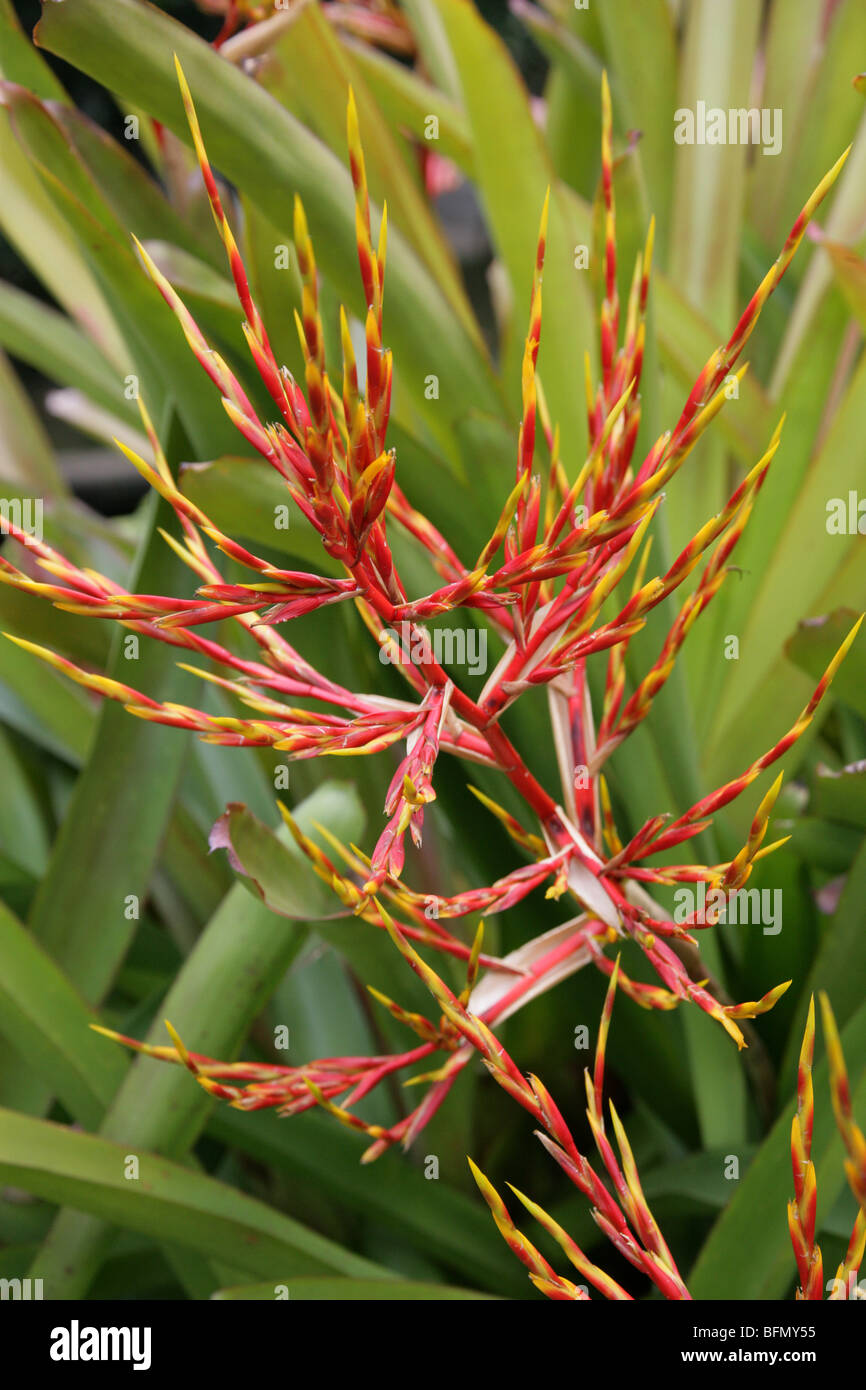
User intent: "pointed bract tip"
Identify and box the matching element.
[766,769,785,798]
[4,633,50,658]
[346,85,360,145]
[828,613,865,675]
[610,951,622,984]
[540,185,550,234]
[89,1024,123,1042]
[505,1180,533,1207]
[467,1156,494,1197]
[837,143,853,171]
[644,215,656,271]
[163,1018,190,1065]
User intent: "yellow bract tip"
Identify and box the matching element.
[89,1024,123,1042]
[163,1019,191,1067]
[643,215,656,275]
[173,53,191,100]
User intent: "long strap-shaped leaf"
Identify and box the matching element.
[0,1108,390,1285]
[28,783,366,1298]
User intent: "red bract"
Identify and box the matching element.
[1,62,860,1296]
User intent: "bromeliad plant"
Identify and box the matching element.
[0,54,861,1299]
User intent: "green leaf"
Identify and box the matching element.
[781,839,866,1083]
[786,816,863,874]
[669,0,761,331]
[0,1192,54,1246]
[757,0,866,250]
[752,0,831,246]
[0,726,50,875]
[697,278,856,756]
[46,100,223,268]
[434,0,594,461]
[653,274,770,462]
[516,0,605,117]
[0,105,125,369]
[786,608,866,720]
[400,0,462,102]
[595,0,676,253]
[0,282,129,423]
[0,0,65,99]
[340,36,472,172]
[708,350,866,783]
[3,84,237,457]
[209,801,432,1009]
[30,783,366,1297]
[209,802,346,922]
[0,1109,391,1284]
[641,1147,757,1210]
[811,761,866,829]
[663,0,761,578]
[0,899,127,1128]
[208,1104,525,1296]
[822,236,866,333]
[0,485,197,1121]
[0,348,61,495]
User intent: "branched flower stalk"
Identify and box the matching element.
[1,62,860,1298]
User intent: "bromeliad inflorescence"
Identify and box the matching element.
[0,62,860,1297]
